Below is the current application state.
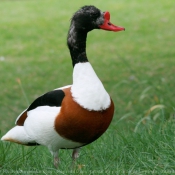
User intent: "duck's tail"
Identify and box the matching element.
[1,126,39,146]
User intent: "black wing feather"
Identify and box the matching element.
[27,90,65,111]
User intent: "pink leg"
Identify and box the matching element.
[71,148,80,168]
[50,150,60,168]
[54,155,60,169]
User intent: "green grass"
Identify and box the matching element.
[0,0,175,174]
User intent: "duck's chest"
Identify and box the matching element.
[71,62,111,110]
[54,87,114,144]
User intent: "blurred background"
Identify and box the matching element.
[0,0,175,172]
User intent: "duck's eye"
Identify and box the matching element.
[91,12,99,18]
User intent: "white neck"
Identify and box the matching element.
[71,62,110,111]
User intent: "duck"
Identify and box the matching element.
[1,5,125,168]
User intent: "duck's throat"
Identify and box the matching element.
[67,24,88,67]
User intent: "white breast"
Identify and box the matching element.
[71,62,110,111]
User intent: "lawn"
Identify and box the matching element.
[0,0,175,174]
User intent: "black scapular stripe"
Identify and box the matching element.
[27,90,65,111]
[26,142,40,146]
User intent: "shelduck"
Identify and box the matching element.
[1,5,125,168]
